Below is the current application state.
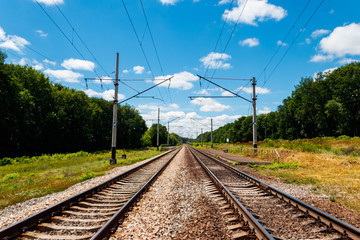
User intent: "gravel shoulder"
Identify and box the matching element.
[0,155,158,230]
[206,148,360,229]
[111,146,231,239]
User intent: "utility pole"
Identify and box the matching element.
[252,77,258,153]
[201,128,203,147]
[211,118,213,148]
[157,108,160,151]
[167,121,169,146]
[110,53,119,165]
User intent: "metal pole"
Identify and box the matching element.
[252,77,258,153]
[110,53,119,164]
[157,108,160,151]
[201,128,203,147]
[211,118,213,148]
[167,121,169,146]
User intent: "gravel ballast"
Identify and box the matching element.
[110,146,231,239]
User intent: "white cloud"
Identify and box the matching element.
[311,29,330,39]
[0,26,30,53]
[122,69,129,74]
[224,0,287,26]
[277,40,287,46]
[193,89,210,95]
[84,89,125,101]
[44,59,56,66]
[191,97,230,112]
[133,65,145,74]
[36,30,48,37]
[44,69,83,83]
[305,38,311,44]
[313,67,338,79]
[94,76,113,85]
[0,28,6,41]
[337,58,359,65]
[309,54,334,63]
[33,64,44,70]
[218,0,232,5]
[33,0,64,6]
[258,107,271,114]
[221,91,234,96]
[159,0,180,5]
[18,58,44,70]
[138,103,180,112]
[241,86,270,94]
[311,23,360,63]
[61,58,95,71]
[319,23,360,58]
[239,38,259,47]
[200,52,232,69]
[154,71,198,90]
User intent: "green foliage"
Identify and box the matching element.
[0,50,147,157]
[195,62,360,144]
[78,170,96,181]
[2,173,20,181]
[250,162,300,170]
[0,158,12,166]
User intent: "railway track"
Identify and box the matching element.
[188,145,360,240]
[0,147,181,240]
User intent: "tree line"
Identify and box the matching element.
[0,51,147,158]
[197,62,360,143]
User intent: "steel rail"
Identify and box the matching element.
[91,146,181,239]
[188,146,274,240]
[191,146,360,240]
[0,147,180,240]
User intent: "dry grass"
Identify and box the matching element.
[208,138,360,213]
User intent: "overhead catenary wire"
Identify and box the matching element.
[52,0,109,76]
[34,0,102,80]
[139,0,173,103]
[121,0,164,102]
[204,0,235,78]
[24,45,54,62]
[261,0,325,88]
[257,0,313,82]
[209,0,249,79]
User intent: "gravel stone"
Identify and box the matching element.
[0,156,157,229]
[111,147,231,239]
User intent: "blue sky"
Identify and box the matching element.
[1,0,360,138]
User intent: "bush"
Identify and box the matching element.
[78,170,96,182]
[3,173,20,181]
[0,157,12,166]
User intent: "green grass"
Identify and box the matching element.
[248,161,300,170]
[0,148,162,209]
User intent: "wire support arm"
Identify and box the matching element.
[197,75,252,103]
[188,96,236,99]
[119,77,173,104]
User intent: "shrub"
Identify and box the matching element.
[78,170,96,182]
[0,157,12,166]
[3,173,20,181]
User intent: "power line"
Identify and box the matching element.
[204,0,235,77]
[121,0,164,102]
[262,0,325,88]
[52,0,109,75]
[34,0,102,79]
[24,45,54,62]
[210,0,249,79]
[138,0,173,103]
[257,0,313,82]
[139,0,165,76]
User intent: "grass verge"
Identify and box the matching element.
[0,148,161,209]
